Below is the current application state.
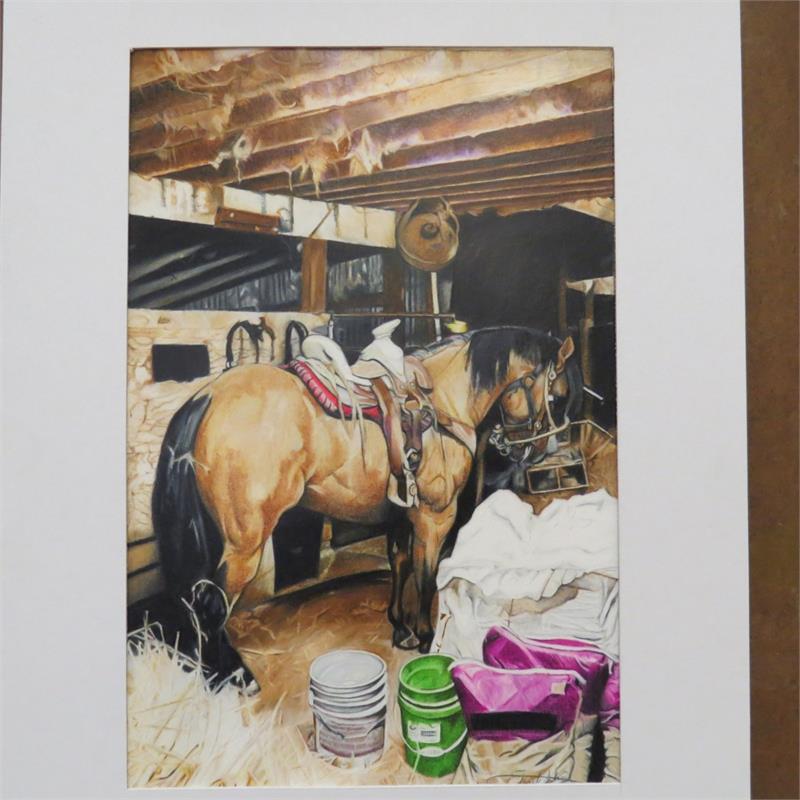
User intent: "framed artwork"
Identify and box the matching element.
[0,3,750,798]
[125,45,619,788]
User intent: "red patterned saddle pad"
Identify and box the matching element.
[283,359,383,424]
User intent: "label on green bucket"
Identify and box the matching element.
[407,721,441,745]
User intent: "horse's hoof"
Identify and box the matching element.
[210,666,260,696]
[232,667,260,696]
[392,627,420,650]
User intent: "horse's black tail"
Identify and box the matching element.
[151,393,223,598]
[130,393,256,690]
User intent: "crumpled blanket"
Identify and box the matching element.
[437,489,618,600]
[432,489,620,782]
[434,490,619,661]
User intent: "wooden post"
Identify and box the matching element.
[430,272,442,340]
[382,251,405,313]
[382,251,406,346]
[300,238,327,312]
[580,287,595,419]
[558,266,568,336]
[420,271,436,342]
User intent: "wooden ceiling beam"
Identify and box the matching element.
[560,197,615,222]
[240,137,614,194]
[131,48,421,119]
[377,179,615,210]
[246,50,610,157]
[317,173,615,210]
[380,107,612,169]
[131,49,551,154]
[452,190,615,216]
[130,48,265,89]
[296,163,615,205]
[130,51,612,178]
[152,107,614,195]
[128,172,397,248]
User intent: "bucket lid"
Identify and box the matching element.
[310,671,386,699]
[309,649,386,691]
[399,654,456,694]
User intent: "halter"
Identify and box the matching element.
[490,361,571,459]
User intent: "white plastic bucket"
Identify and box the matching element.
[308,650,388,765]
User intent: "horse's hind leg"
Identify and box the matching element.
[202,475,305,691]
[387,516,418,649]
[185,577,257,693]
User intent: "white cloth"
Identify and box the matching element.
[437,490,618,598]
[433,490,619,661]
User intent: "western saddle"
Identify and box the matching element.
[286,320,473,507]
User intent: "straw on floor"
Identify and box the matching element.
[127,579,454,788]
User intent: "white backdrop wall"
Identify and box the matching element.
[0,3,748,798]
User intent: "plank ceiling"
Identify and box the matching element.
[130,47,614,217]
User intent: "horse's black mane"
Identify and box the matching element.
[414,326,583,418]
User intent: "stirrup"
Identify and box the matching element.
[387,469,419,509]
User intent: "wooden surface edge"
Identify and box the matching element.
[741,3,800,798]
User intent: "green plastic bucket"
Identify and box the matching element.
[397,656,467,777]
[399,654,457,704]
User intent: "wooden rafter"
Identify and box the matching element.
[131,48,420,112]
[317,178,615,212]
[157,108,613,195]
[384,181,615,211]
[240,137,614,195]
[296,164,614,206]
[130,52,612,178]
[130,48,265,89]
[457,192,614,216]
[130,49,554,154]
[129,47,615,218]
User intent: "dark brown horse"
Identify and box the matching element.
[147,327,581,692]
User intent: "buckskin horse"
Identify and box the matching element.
[146,326,582,692]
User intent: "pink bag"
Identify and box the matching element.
[482,626,613,717]
[600,661,620,730]
[450,660,584,743]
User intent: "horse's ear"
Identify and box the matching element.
[556,336,575,373]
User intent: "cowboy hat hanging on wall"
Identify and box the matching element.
[396,197,460,271]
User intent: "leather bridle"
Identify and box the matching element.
[490,361,571,460]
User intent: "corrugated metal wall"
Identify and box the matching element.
[181,253,447,355]
[183,267,301,311]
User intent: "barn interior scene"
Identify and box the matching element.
[126,47,619,787]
